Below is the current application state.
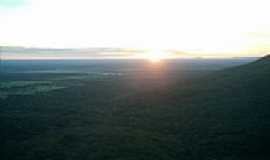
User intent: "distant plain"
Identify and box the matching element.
[1,57,270,160]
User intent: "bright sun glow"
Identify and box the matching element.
[145,50,170,63]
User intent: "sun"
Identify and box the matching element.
[145,50,170,63]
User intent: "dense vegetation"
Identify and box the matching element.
[1,57,269,160]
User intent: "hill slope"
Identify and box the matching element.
[170,54,270,159]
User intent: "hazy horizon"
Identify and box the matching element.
[0,46,266,60]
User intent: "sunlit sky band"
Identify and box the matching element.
[1,0,270,59]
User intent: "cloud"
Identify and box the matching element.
[0,46,146,59]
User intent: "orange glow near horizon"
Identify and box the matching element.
[144,50,171,63]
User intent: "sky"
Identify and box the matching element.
[1,0,270,58]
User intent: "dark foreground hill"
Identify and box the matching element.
[167,55,270,159]
[1,56,270,160]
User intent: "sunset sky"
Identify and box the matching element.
[1,0,270,58]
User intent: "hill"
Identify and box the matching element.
[169,54,270,159]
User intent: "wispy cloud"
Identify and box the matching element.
[0,46,147,59]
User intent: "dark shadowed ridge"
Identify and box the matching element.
[170,54,270,159]
[195,54,270,104]
[206,54,270,83]
[246,54,270,68]
[255,54,270,62]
